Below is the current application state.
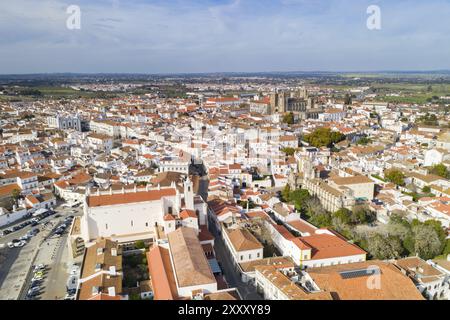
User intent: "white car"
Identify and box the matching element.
[7,242,15,248]
[33,264,46,272]
[15,240,26,247]
[63,294,75,300]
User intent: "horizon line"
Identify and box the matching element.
[1,69,450,77]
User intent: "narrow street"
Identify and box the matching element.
[209,217,262,300]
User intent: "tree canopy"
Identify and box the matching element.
[429,163,450,179]
[282,112,294,125]
[384,169,406,186]
[303,128,345,148]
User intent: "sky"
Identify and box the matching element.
[0,0,449,74]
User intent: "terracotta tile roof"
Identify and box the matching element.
[78,273,122,300]
[396,257,444,281]
[226,228,263,252]
[0,183,21,197]
[163,214,175,221]
[240,256,295,273]
[147,245,178,300]
[80,238,122,279]
[295,234,366,260]
[198,225,214,242]
[255,265,333,300]
[204,291,239,300]
[287,220,318,235]
[78,238,122,300]
[87,188,176,207]
[307,261,424,300]
[167,227,216,288]
[180,209,197,220]
[330,175,373,185]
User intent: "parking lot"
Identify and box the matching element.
[0,204,83,300]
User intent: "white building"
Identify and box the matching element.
[80,178,205,244]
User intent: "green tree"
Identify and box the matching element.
[423,220,447,252]
[387,214,412,241]
[290,188,311,212]
[344,93,352,105]
[356,137,372,145]
[385,169,406,186]
[413,224,442,260]
[11,188,21,205]
[443,239,450,256]
[282,112,294,125]
[309,211,332,228]
[368,234,403,259]
[281,147,296,156]
[422,185,431,193]
[281,184,291,202]
[304,128,345,148]
[429,163,450,179]
[350,205,375,225]
[332,208,352,225]
[135,240,146,249]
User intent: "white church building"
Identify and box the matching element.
[79,178,208,245]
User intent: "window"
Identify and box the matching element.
[131,220,134,226]
[240,255,243,261]
[249,254,252,259]
[145,223,148,227]
[105,223,108,230]
[168,206,173,214]
[257,252,260,258]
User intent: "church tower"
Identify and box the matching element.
[184,177,194,210]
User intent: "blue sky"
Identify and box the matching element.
[0,0,449,74]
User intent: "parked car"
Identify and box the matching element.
[27,287,40,296]
[34,271,44,278]
[15,240,26,247]
[32,274,44,281]
[7,242,15,248]
[67,288,77,295]
[33,264,46,272]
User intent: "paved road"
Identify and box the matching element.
[0,205,82,300]
[198,174,209,201]
[209,217,262,300]
[19,205,84,300]
[0,226,50,300]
